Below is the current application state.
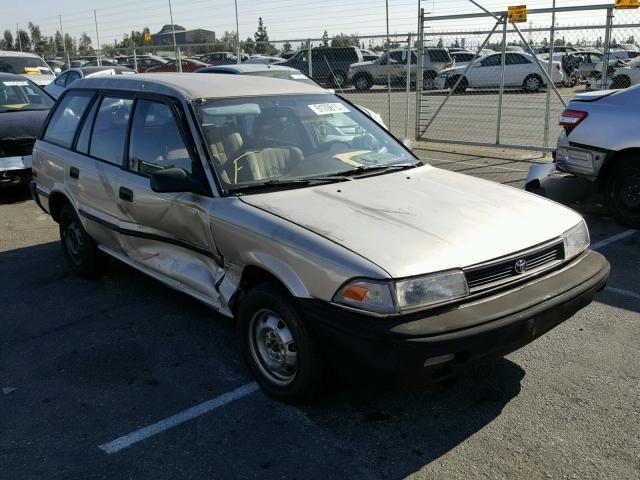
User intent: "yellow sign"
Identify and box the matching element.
[508,5,527,23]
[615,0,639,9]
[144,33,152,42]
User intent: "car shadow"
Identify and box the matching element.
[0,184,32,205]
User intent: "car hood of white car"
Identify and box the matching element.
[19,73,55,86]
[241,165,583,278]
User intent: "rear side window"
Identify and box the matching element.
[43,91,93,148]
[89,97,134,165]
[428,49,452,63]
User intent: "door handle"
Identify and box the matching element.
[69,167,79,179]
[119,187,134,202]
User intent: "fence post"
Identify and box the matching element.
[307,39,312,78]
[405,33,412,139]
[543,0,556,148]
[93,10,102,66]
[58,15,70,69]
[496,16,507,145]
[133,47,138,72]
[415,8,424,140]
[602,7,614,89]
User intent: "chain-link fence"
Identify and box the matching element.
[416,3,640,152]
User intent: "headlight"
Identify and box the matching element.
[562,219,590,260]
[333,270,469,315]
[396,270,468,311]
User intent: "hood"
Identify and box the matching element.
[438,66,463,75]
[241,166,582,278]
[572,89,617,103]
[350,60,376,69]
[19,73,55,86]
[0,109,50,142]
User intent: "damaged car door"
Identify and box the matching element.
[112,97,225,307]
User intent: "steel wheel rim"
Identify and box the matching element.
[64,220,84,266]
[249,309,297,386]
[526,77,540,91]
[356,77,368,89]
[334,73,345,87]
[618,168,640,210]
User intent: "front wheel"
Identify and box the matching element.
[604,156,640,228]
[331,70,347,89]
[237,284,328,403]
[354,75,372,91]
[611,75,631,89]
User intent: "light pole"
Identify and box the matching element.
[235,0,241,64]
[168,0,182,72]
[59,15,70,68]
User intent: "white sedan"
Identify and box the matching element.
[435,52,563,93]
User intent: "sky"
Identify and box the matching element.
[0,0,623,48]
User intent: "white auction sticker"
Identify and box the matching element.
[290,74,307,79]
[308,103,350,115]
[3,81,29,87]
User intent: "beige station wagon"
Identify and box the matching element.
[31,74,609,403]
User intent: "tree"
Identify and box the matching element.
[2,30,13,50]
[254,17,273,54]
[243,36,256,55]
[331,32,359,47]
[54,30,63,53]
[16,29,31,51]
[595,37,603,49]
[78,32,93,55]
[282,41,292,53]
[64,33,75,56]
[322,30,329,47]
[28,22,45,53]
[437,37,443,48]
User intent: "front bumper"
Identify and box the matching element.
[434,76,448,89]
[0,155,32,187]
[301,250,609,387]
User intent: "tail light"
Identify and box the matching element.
[559,109,588,134]
[556,63,561,71]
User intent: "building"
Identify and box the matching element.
[151,24,216,46]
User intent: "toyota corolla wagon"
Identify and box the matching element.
[31,74,609,403]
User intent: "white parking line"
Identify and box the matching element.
[98,382,259,454]
[605,287,640,301]
[591,229,638,251]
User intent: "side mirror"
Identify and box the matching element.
[150,168,208,195]
[54,67,62,74]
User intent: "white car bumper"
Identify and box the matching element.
[434,76,448,89]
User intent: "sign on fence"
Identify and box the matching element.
[508,5,528,23]
[615,0,639,9]
[144,33,152,42]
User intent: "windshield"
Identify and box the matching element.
[194,94,418,192]
[245,70,317,86]
[0,79,54,112]
[0,56,53,76]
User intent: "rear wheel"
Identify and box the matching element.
[523,74,543,93]
[353,74,372,91]
[611,75,631,89]
[331,70,347,89]
[422,71,437,90]
[604,156,640,228]
[59,204,109,277]
[448,75,468,93]
[238,284,328,403]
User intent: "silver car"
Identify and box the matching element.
[555,86,640,228]
[31,74,609,402]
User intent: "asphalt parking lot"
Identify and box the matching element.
[1,145,639,479]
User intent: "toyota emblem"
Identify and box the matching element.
[514,259,528,274]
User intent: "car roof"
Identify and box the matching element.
[70,72,328,99]
[203,64,299,73]
[0,50,43,58]
[77,66,135,74]
[0,72,38,82]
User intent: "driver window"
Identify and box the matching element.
[128,99,194,176]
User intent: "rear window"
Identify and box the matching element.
[428,49,452,63]
[43,91,93,148]
[0,56,53,76]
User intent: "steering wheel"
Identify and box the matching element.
[318,140,352,152]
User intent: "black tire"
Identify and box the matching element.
[522,74,543,93]
[353,74,372,91]
[422,71,437,90]
[603,156,640,228]
[237,283,328,403]
[448,75,468,93]
[611,75,631,90]
[59,204,109,277]
[330,70,347,89]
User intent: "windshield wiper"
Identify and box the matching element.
[329,162,420,178]
[226,176,349,194]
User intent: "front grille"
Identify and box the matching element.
[464,240,565,293]
[0,139,36,158]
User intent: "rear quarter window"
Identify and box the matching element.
[43,91,93,148]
